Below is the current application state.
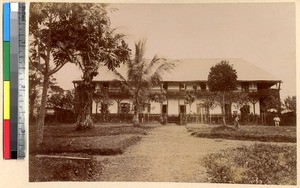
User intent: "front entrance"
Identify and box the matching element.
[179,105,187,125]
[179,105,186,114]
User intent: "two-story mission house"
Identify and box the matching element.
[73,58,281,124]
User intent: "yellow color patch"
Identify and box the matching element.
[4,81,10,119]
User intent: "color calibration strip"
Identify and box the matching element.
[3,2,26,159]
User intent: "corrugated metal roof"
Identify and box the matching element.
[73,58,280,82]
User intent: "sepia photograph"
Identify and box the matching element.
[28,2,296,185]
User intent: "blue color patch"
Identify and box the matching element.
[3,3,10,41]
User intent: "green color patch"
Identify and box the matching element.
[3,42,10,80]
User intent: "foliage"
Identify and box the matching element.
[93,90,113,113]
[207,61,238,125]
[47,89,75,111]
[261,95,282,113]
[150,90,167,104]
[184,91,197,106]
[207,61,238,92]
[282,96,296,113]
[29,3,84,146]
[231,92,249,110]
[59,3,132,130]
[184,90,197,115]
[30,2,131,133]
[113,40,174,125]
[202,144,296,185]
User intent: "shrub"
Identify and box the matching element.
[202,144,296,185]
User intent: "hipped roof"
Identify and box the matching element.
[73,58,281,83]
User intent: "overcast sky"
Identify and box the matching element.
[55,3,295,99]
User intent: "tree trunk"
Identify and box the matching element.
[76,84,94,130]
[222,94,226,125]
[35,75,49,147]
[252,103,256,115]
[29,97,35,123]
[133,112,139,126]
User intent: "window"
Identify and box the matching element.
[146,103,151,113]
[120,103,130,114]
[179,83,186,91]
[162,105,167,114]
[103,83,109,91]
[242,82,249,92]
[180,105,186,114]
[162,83,168,90]
[200,83,206,90]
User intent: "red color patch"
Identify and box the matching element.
[3,120,10,159]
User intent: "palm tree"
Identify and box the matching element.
[113,40,174,126]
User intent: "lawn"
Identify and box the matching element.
[29,123,156,181]
[187,124,296,143]
[202,143,297,185]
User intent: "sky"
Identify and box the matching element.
[55,3,296,99]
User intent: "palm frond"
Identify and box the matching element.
[134,39,146,65]
[144,54,166,75]
[147,62,175,86]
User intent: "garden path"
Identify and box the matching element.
[94,125,285,182]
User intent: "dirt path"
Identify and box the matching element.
[94,125,291,182]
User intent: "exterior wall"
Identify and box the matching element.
[168,99,179,115]
[210,106,222,114]
[189,100,198,114]
[168,82,179,91]
[92,100,97,114]
[92,95,263,116]
[90,81,277,117]
[249,102,260,115]
[109,100,118,114]
[249,83,257,92]
[150,101,161,114]
[186,83,195,90]
[152,85,161,92]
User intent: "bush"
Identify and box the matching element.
[202,144,296,185]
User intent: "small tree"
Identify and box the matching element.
[207,61,238,125]
[150,90,167,123]
[282,96,296,113]
[184,91,197,117]
[113,40,174,126]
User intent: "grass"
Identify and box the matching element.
[188,124,296,143]
[202,143,297,185]
[29,123,154,154]
[29,123,155,181]
[34,135,141,155]
[43,123,152,138]
[29,153,99,182]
